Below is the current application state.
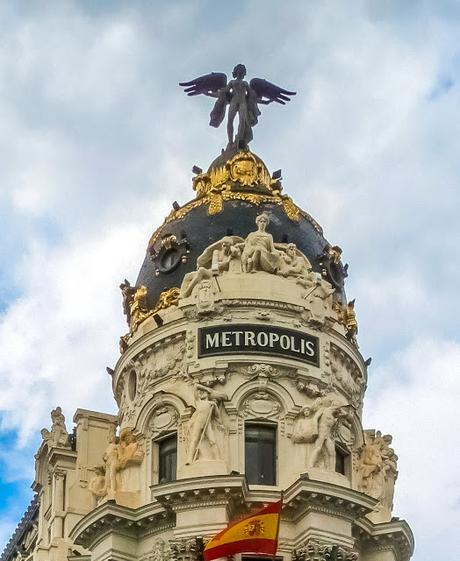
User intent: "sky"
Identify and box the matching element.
[0,1,459,559]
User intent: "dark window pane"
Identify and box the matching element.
[335,447,347,475]
[244,424,276,485]
[158,434,177,483]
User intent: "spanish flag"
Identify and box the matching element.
[203,499,282,561]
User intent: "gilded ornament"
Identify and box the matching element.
[160,234,177,249]
[207,193,224,215]
[148,189,315,250]
[129,285,151,333]
[281,196,301,222]
[342,299,358,342]
[153,287,180,313]
[192,173,211,198]
[227,151,259,186]
[209,165,229,192]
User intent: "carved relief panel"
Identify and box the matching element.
[329,343,366,409]
[116,333,188,425]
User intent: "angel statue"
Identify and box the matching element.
[179,64,296,149]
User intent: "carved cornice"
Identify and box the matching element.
[354,518,414,561]
[220,298,305,315]
[152,475,249,518]
[69,501,174,550]
[283,478,376,522]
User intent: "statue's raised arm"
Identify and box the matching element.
[179,64,296,150]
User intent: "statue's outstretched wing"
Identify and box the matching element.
[179,72,227,97]
[249,78,296,105]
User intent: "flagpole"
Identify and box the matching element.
[272,490,284,561]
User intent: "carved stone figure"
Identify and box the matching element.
[89,465,106,503]
[180,236,243,298]
[102,433,120,499]
[277,243,312,278]
[185,384,228,464]
[358,431,398,511]
[179,64,295,150]
[309,397,348,470]
[40,406,70,449]
[298,273,335,324]
[101,429,144,499]
[120,279,136,325]
[293,397,349,471]
[118,427,144,467]
[292,405,322,444]
[242,213,281,273]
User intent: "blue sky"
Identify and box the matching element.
[1,2,460,560]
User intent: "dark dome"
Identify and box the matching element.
[136,196,346,309]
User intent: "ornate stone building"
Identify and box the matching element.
[2,147,414,561]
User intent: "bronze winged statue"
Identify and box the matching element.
[179,64,296,150]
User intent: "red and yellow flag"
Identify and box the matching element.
[203,499,282,561]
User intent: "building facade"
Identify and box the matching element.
[2,147,414,561]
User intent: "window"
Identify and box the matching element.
[244,424,276,485]
[335,446,348,476]
[158,434,177,483]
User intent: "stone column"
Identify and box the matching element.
[51,470,66,539]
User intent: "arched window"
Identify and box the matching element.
[158,433,177,484]
[244,423,277,485]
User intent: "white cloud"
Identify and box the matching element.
[364,338,460,560]
[0,1,460,559]
[0,206,163,442]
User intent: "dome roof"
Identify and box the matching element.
[135,150,348,309]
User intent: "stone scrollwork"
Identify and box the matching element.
[357,430,398,512]
[40,406,70,449]
[246,363,281,386]
[330,344,365,408]
[142,538,171,561]
[293,539,359,561]
[240,390,282,420]
[117,339,188,424]
[298,273,335,326]
[295,377,325,398]
[169,537,203,561]
[147,404,179,436]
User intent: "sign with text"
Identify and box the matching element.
[198,324,319,366]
